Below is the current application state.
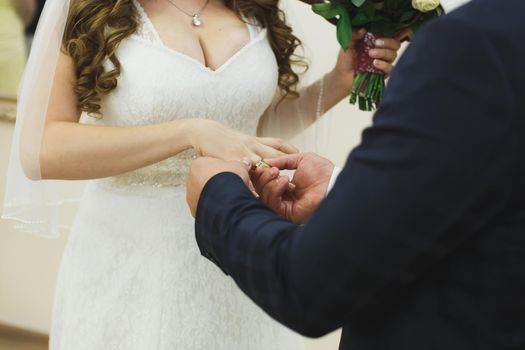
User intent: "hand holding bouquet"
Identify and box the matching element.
[313,0,444,111]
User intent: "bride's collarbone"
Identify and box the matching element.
[142,6,251,69]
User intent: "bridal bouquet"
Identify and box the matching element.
[313,0,444,111]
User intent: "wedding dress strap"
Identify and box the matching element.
[132,0,164,45]
[244,17,260,40]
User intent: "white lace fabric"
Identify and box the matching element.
[89,0,273,190]
[49,2,304,349]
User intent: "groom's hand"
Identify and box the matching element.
[187,157,252,217]
[251,153,334,224]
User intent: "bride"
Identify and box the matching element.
[3,0,399,348]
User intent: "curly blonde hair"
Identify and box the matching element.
[63,0,306,116]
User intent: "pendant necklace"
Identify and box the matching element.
[166,0,211,27]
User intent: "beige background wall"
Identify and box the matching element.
[0,1,383,348]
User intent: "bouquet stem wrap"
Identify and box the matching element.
[351,32,385,111]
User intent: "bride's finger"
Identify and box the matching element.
[254,144,287,160]
[264,154,301,171]
[374,37,401,51]
[368,48,397,63]
[257,137,299,154]
[244,151,264,165]
[373,59,394,76]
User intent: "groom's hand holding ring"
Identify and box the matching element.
[251,152,334,224]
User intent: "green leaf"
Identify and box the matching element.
[360,1,377,20]
[312,3,352,49]
[351,0,366,7]
[312,3,342,19]
[352,12,371,26]
[400,11,414,23]
[368,20,405,37]
[336,7,352,50]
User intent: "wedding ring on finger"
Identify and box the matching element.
[254,159,270,169]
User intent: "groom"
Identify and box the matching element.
[186,0,525,349]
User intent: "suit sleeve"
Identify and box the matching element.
[195,16,516,337]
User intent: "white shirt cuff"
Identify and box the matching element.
[441,0,471,13]
[326,166,342,195]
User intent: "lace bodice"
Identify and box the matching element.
[85,0,279,188]
[49,4,305,349]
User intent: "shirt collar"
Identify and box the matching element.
[441,0,472,13]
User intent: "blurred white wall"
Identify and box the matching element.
[0,1,388,348]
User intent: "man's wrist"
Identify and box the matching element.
[195,172,252,275]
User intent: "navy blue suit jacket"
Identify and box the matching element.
[195,1,525,348]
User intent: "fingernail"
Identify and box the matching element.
[373,59,381,67]
[375,39,385,47]
[241,158,251,167]
[288,182,296,190]
[369,49,378,57]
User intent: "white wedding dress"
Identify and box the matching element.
[49,2,308,349]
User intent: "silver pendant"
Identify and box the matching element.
[192,15,202,27]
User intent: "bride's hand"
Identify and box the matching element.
[332,29,402,91]
[189,119,298,163]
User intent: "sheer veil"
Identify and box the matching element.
[1,0,84,238]
[2,0,323,239]
[1,0,471,238]
[2,0,318,239]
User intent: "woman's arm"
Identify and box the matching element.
[257,32,401,139]
[40,52,296,180]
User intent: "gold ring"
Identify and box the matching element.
[254,160,270,169]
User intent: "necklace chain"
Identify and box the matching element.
[165,0,211,26]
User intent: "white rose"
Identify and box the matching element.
[412,0,440,12]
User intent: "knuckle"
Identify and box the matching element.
[305,152,316,157]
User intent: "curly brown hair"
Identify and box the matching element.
[63,0,306,116]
